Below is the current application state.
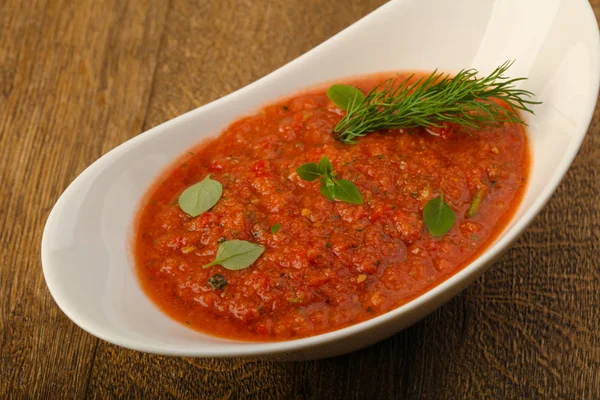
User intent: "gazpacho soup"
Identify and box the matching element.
[134,65,533,341]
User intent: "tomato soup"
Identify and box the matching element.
[134,74,529,341]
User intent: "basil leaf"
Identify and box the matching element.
[319,181,335,201]
[207,274,228,290]
[332,180,363,204]
[296,158,362,204]
[296,163,321,181]
[270,223,281,234]
[203,240,265,270]
[317,156,333,176]
[326,84,365,111]
[423,192,456,237]
[178,174,223,217]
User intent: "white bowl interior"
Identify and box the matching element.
[42,0,599,357]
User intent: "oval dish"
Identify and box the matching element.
[42,0,600,359]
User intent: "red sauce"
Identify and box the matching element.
[134,74,529,341]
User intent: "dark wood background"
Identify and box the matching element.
[1,0,599,398]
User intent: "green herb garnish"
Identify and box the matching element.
[318,156,333,175]
[332,180,362,204]
[320,183,335,201]
[328,61,539,143]
[423,192,456,237]
[178,174,223,217]
[207,274,228,290]
[326,84,365,111]
[270,223,281,234]
[296,157,363,204]
[466,188,486,218]
[202,240,265,270]
[296,163,321,182]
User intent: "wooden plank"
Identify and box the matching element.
[140,0,387,131]
[0,0,169,398]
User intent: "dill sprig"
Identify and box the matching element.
[332,61,540,143]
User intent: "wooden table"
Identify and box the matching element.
[1,1,599,398]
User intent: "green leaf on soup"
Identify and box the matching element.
[296,163,321,181]
[319,181,335,201]
[202,240,265,270]
[270,223,281,234]
[296,157,363,205]
[326,84,365,111]
[178,174,222,217]
[423,192,456,237]
[332,180,363,204]
[317,156,333,176]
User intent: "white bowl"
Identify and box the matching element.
[42,0,600,359]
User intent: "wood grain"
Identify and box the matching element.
[1,0,598,399]
[0,0,169,398]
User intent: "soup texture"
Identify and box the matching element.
[135,74,529,341]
